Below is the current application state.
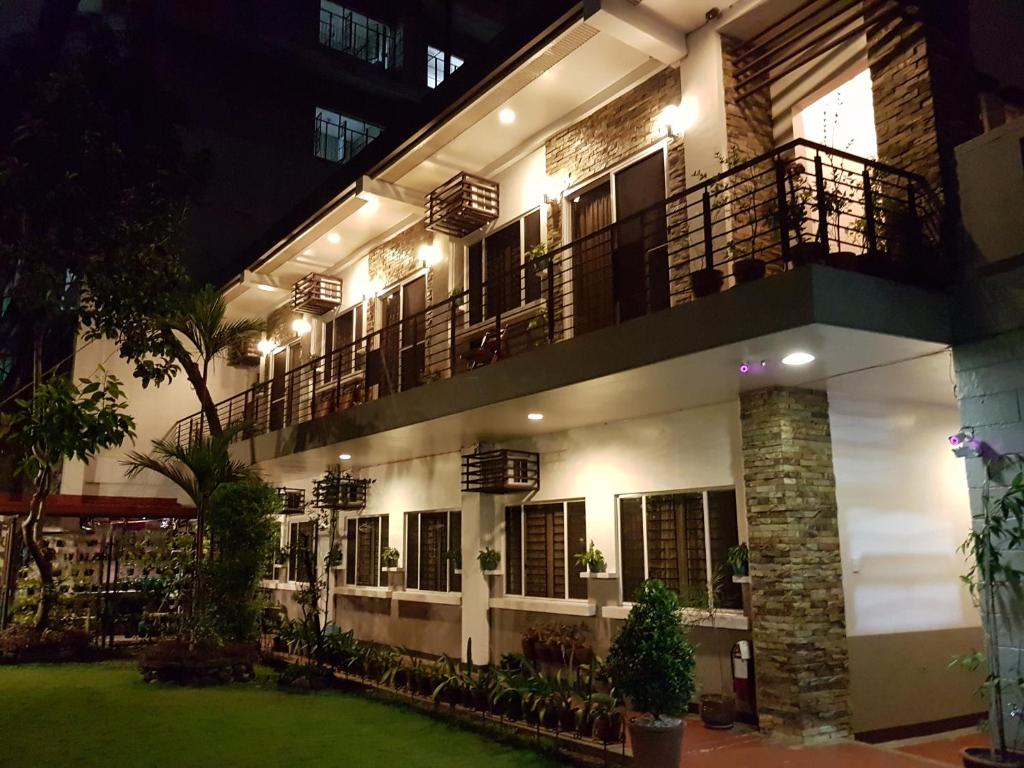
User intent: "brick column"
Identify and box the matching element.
[740,387,851,742]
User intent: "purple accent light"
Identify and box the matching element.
[739,363,750,374]
[948,434,962,446]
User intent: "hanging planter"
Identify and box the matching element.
[313,468,374,511]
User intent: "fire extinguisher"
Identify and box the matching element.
[732,640,755,715]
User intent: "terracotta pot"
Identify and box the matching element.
[594,711,623,743]
[628,716,685,768]
[700,693,736,729]
[732,258,767,284]
[690,268,724,298]
[788,241,827,266]
[961,747,1024,768]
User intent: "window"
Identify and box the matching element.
[618,489,741,609]
[314,108,381,164]
[505,501,587,600]
[288,521,315,583]
[323,305,364,383]
[405,510,462,592]
[319,1,393,69]
[345,515,388,587]
[427,45,464,88]
[467,209,542,325]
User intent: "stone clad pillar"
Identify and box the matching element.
[739,387,851,742]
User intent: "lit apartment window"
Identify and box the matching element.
[287,521,315,583]
[505,501,587,600]
[323,305,364,383]
[319,1,392,68]
[427,45,464,88]
[345,515,388,587]
[467,209,542,324]
[314,108,381,164]
[618,489,741,609]
[405,510,461,592]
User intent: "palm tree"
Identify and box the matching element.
[122,427,255,587]
[161,285,264,438]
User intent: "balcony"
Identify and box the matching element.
[170,140,942,449]
[318,2,393,70]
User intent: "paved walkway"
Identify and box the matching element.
[672,720,985,767]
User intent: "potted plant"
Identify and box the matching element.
[726,543,749,579]
[477,547,500,573]
[690,266,724,298]
[447,547,462,574]
[380,547,400,569]
[525,243,550,277]
[448,287,468,311]
[574,540,606,574]
[607,579,696,767]
[955,454,1024,768]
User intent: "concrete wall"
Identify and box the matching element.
[829,389,983,734]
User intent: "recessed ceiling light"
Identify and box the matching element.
[527,412,544,421]
[256,284,277,292]
[781,351,815,366]
[499,108,516,125]
[326,232,341,244]
[338,453,352,461]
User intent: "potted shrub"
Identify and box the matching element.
[477,547,500,573]
[447,547,462,574]
[574,540,606,574]
[732,255,766,284]
[727,543,749,579]
[380,547,400,569]
[955,454,1024,768]
[690,267,723,298]
[607,580,696,767]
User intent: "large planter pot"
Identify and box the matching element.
[787,241,827,266]
[700,693,736,729]
[961,747,1024,768]
[690,268,724,298]
[732,258,767,284]
[628,716,684,768]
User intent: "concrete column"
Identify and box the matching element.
[460,493,498,664]
[740,387,851,743]
[679,24,729,182]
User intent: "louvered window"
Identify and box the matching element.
[504,501,586,600]
[405,510,461,592]
[344,514,388,587]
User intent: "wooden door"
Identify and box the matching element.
[614,152,668,321]
[571,181,614,334]
[400,276,426,390]
[377,287,401,395]
[268,347,287,430]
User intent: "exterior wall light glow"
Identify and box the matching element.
[256,284,277,292]
[326,232,342,244]
[291,317,313,336]
[499,108,516,125]
[339,453,352,461]
[257,337,277,356]
[418,242,443,268]
[544,171,572,204]
[364,276,386,301]
[781,351,815,366]
[527,412,544,421]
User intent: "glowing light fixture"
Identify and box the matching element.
[543,171,572,204]
[256,337,277,356]
[527,412,544,421]
[291,317,313,336]
[655,98,697,139]
[418,242,443,268]
[326,232,342,244]
[365,276,386,300]
[338,453,352,461]
[739,362,750,374]
[256,284,277,293]
[499,108,516,125]
[781,351,815,366]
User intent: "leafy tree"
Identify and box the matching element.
[206,481,280,641]
[607,579,696,721]
[3,374,134,629]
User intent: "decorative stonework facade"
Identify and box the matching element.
[740,387,851,742]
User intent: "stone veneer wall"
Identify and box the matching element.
[865,1,979,210]
[740,387,851,742]
[364,221,439,335]
[544,66,685,251]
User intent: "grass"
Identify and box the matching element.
[0,661,566,768]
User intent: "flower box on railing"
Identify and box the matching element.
[461,449,539,494]
[292,273,342,315]
[276,488,306,515]
[426,172,499,238]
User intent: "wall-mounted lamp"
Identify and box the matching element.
[257,337,277,356]
[364,276,386,302]
[949,428,988,459]
[655,98,698,140]
[418,241,444,269]
[291,317,313,336]
[544,171,572,204]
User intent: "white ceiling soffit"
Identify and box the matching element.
[378,23,601,185]
[583,0,688,63]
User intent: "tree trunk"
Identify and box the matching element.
[161,329,223,438]
[23,465,55,630]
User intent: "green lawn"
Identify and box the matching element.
[0,662,564,768]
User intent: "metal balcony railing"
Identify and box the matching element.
[318,5,392,69]
[170,140,942,448]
